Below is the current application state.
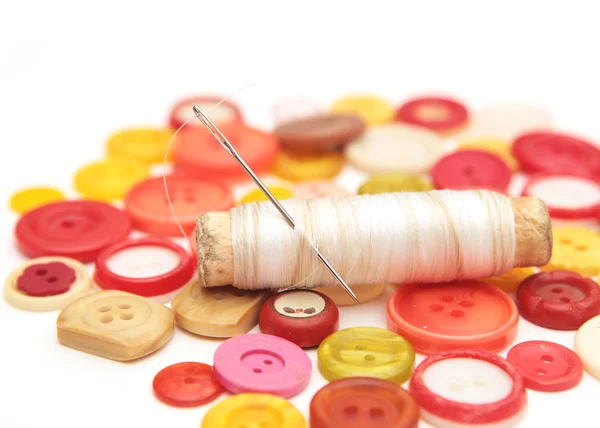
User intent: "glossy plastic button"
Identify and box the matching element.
[317,326,415,384]
[169,95,243,130]
[575,314,600,380]
[4,256,92,312]
[239,186,293,204]
[387,280,519,354]
[94,236,195,298]
[272,96,324,126]
[293,181,349,199]
[410,349,527,427]
[345,124,443,174]
[201,393,306,428]
[106,128,174,164]
[213,334,312,398]
[272,150,344,182]
[513,131,600,177]
[396,96,469,135]
[358,173,432,195]
[153,362,223,407]
[124,176,233,236]
[15,200,132,262]
[458,137,518,171]
[516,270,600,330]
[543,227,600,276]
[74,158,149,201]
[431,150,512,192]
[9,186,65,214]
[522,174,600,220]
[507,341,583,392]
[310,377,419,428]
[331,95,394,126]
[466,102,553,139]
[259,290,339,348]
[479,267,535,293]
[314,284,386,306]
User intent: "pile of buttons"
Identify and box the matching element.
[5,93,600,428]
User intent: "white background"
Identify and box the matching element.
[1,1,600,427]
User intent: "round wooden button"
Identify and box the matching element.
[259,290,339,348]
[153,362,223,407]
[311,377,419,428]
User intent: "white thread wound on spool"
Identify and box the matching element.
[230,190,516,289]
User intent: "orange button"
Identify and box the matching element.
[310,377,419,428]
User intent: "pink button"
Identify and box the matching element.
[213,333,312,398]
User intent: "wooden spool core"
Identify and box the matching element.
[195,196,552,288]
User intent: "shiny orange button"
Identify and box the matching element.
[310,377,419,428]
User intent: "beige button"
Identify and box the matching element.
[314,283,386,306]
[575,314,600,380]
[57,290,174,361]
[4,256,92,312]
[172,280,269,337]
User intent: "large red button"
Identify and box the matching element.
[310,377,419,428]
[516,270,600,330]
[430,150,512,192]
[387,280,518,354]
[506,341,583,392]
[124,176,233,236]
[259,290,339,348]
[15,200,132,262]
[16,262,76,297]
[395,96,469,135]
[153,362,224,407]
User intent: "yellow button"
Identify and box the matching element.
[358,173,433,195]
[331,95,394,126]
[479,267,536,293]
[314,284,386,306]
[106,128,174,164]
[318,326,415,383]
[9,187,65,214]
[74,159,149,201]
[272,151,345,182]
[542,227,600,276]
[202,393,306,428]
[457,138,518,171]
[239,186,293,204]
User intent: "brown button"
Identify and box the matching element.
[274,114,365,151]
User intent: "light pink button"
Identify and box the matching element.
[293,181,350,199]
[213,333,312,398]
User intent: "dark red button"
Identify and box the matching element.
[153,362,224,407]
[15,200,132,262]
[512,131,600,177]
[516,270,600,330]
[430,150,512,192]
[259,290,339,348]
[17,262,76,297]
[395,96,469,134]
[507,341,583,392]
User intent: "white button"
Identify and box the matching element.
[575,314,600,380]
[106,245,181,278]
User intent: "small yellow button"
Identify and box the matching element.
[358,173,433,195]
[74,158,149,201]
[272,151,344,182]
[239,186,293,204]
[106,128,174,164]
[479,267,536,293]
[318,326,415,384]
[9,187,65,214]
[542,227,600,276]
[331,95,394,126]
[457,138,518,171]
[201,393,306,428]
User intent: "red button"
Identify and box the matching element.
[16,262,76,297]
[259,290,339,348]
[94,236,195,298]
[430,150,512,192]
[516,270,600,330]
[153,362,224,407]
[124,176,234,236]
[395,96,469,134]
[310,377,419,428]
[15,200,132,262]
[168,95,243,130]
[387,280,518,354]
[506,341,583,392]
[512,131,600,177]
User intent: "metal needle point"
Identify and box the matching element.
[192,105,359,304]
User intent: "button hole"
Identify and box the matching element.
[552,288,562,294]
[560,297,571,303]
[430,303,444,311]
[344,405,358,417]
[541,355,554,362]
[253,368,262,374]
[450,310,465,317]
[36,269,47,276]
[263,359,273,365]
[98,306,111,312]
[120,313,133,320]
[536,367,548,375]
[184,377,195,384]
[364,354,375,361]
[370,408,384,419]
[100,316,113,323]
[46,276,57,283]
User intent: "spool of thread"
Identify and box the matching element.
[195,190,552,289]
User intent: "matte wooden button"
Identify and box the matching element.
[171,280,269,338]
[57,290,174,361]
[314,284,386,306]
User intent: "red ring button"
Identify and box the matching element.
[153,362,224,407]
[259,290,339,348]
[506,341,583,392]
[310,377,419,428]
[17,262,76,297]
[395,96,469,135]
[387,280,518,354]
[516,270,600,330]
